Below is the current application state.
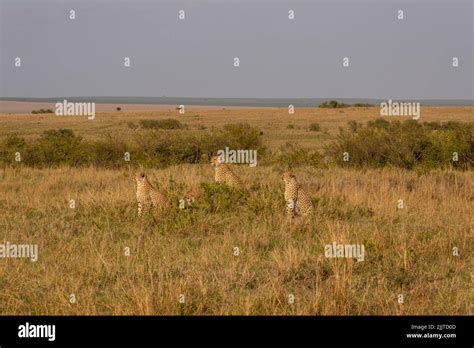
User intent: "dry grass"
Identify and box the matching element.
[0,106,472,315]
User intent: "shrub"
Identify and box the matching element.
[319,101,372,108]
[319,100,349,108]
[221,123,262,150]
[31,109,54,114]
[32,129,84,166]
[4,134,26,148]
[0,123,264,169]
[275,142,322,168]
[325,120,473,169]
[82,137,129,168]
[203,123,264,157]
[199,182,246,213]
[367,118,390,129]
[309,123,321,132]
[0,134,27,164]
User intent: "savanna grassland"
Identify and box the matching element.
[0,106,472,315]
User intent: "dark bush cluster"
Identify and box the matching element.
[353,103,373,107]
[319,101,373,108]
[31,109,54,114]
[319,100,350,108]
[1,120,471,170]
[274,142,322,168]
[309,123,321,132]
[0,123,264,169]
[325,119,473,169]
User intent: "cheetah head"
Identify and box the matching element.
[210,155,223,167]
[134,172,147,184]
[184,192,196,205]
[281,171,296,184]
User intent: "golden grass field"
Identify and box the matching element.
[0,106,472,315]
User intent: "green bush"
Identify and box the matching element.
[319,100,350,108]
[2,120,470,171]
[0,134,27,164]
[31,109,54,114]
[25,129,84,167]
[319,101,372,108]
[221,123,262,150]
[4,134,26,148]
[275,142,322,168]
[199,182,246,213]
[367,118,390,129]
[0,123,264,169]
[325,120,473,169]
[82,137,129,168]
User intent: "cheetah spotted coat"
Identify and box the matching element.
[135,173,169,216]
[282,171,313,217]
[210,155,243,189]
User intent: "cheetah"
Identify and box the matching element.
[179,191,197,209]
[184,191,196,205]
[281,171,314,218]
[134,172,169,216]
[210,155,243,189]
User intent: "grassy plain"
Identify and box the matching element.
[0,106,472,314]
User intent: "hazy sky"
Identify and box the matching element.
[1,0,472,99]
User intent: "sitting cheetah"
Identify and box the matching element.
[281,171,314,218]
[134,172,169,216]
[210,155,243,189]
